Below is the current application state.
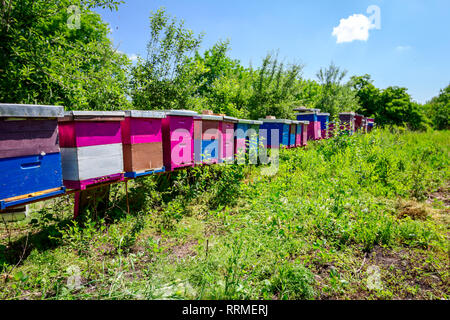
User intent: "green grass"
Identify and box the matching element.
[0,129,449,300]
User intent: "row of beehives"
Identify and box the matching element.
[0,104,374,210]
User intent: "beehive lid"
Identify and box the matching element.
[237,119,253,124]
[317,113,330,116]
[299,120,310,125]
[0,103,64,118]
[124,110,166,118]
[198,114,223,121]
[223,116,238,123]
[294,107,320,113]
[164,109,199,117]
[295,112,317,116]
[339,112,355,116]
[61,110,125,121]
[291,120,301,124]
[259,118,292,124]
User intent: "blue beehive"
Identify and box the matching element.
[0,104,66,210]
[317,113,330,139]
[234,119,251,161]
[289,122,296,148]
[258,118,291,148]
[317,113,330,130]
[248,120,262,163]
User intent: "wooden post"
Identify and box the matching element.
[125,180,130,215]
[73,185,111,220]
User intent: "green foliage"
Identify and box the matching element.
[350,75,430,130]
[349,74,380,116]
[424,84,450,130]
[130,7,203,110]
[246,52,304,119]
[0,130,449,300]
[0,0,130,110]
[315,62,359,116]
[268,262,315,299]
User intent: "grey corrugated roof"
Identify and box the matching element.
[164,110,199,117]
[258,118,293,124]
[237,119,253,124]
[124,110,166,118]
[223,116,239,122]
[198,114,223,121]
[67,110,125,117]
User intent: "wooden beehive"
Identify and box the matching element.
[121,110,166,178]
[161,110,198,171]
[289,122,296,148]
[234,119,252,161]
[0,104,66,209]
[58,111,125,190]
[354,114,364,131]
[296,112,321,140]
[193,114,222,165]
[300,121,309,146]
[248,120,262,163]
[220,116,238,163]
[339,112,356,134]
[317,113,330,139]
[291,120,302,147]
[258,118,291,149]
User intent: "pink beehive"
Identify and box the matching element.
[292,120,302,147]
[300,121,309,146]
[296,110,322,140]
[58,111,126,191]
[121,110,164,145]
[161,110,198,171]
[220,116,238,163]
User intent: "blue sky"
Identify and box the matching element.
[95,0,450,103]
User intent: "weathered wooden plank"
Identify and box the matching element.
[123,142,163,173]
[0,119,60,158]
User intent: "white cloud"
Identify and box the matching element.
[332,14,375,43]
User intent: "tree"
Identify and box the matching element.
[349,74,380,116]
[246,52,304,119]
[188,39,250,117]
[130,7,204,110]
[295,79,322,108]
[425,84,450,130]
[375,86,428,130]
[0,0,130,110]
[315,62,359,117]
